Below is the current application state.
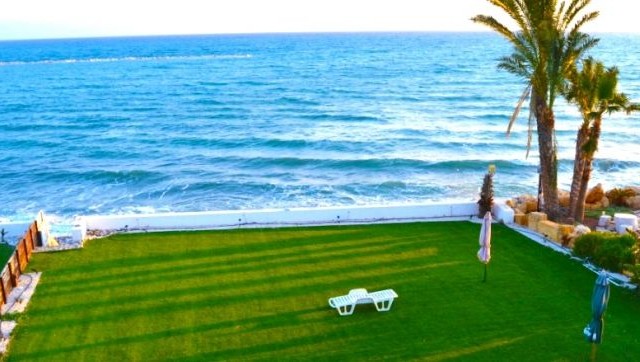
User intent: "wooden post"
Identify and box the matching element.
[33,222,41,248]
[28,223,36,250]
[15,245,22,274]
[0,275,6,306]
[7,261,17,288]
[22,237,30,263]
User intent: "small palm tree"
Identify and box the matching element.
[478,167,495,217]
[562,57,639,222]
[472,0,599,221]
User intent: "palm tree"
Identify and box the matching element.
[472,0,599,221]
[563,57,638,222]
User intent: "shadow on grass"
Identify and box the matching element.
[27,258,462,331]
[45,228,368,277]
[36,231,431,297]
[10,306,330,360]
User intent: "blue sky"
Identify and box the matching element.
[1,0,637,40]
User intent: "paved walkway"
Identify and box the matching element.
[0,272,41,354]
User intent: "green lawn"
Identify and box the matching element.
[5,222,640,361]
[0,243,14,266]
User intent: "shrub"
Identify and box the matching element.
[595,235,635,272]
[573,232,636,273]
[624,264,640,292]
[573,232,604,259]
[606,187,635,207]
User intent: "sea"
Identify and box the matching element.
[1,32,639,223]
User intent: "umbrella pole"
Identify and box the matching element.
[590,344,597,362]
[483,264,487,282]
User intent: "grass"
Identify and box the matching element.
[585,206,634,219]
[5,221,640,361]
[0,243,14,266]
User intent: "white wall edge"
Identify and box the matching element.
[80,202,480,233]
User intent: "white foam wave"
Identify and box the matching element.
[0,54,252,67]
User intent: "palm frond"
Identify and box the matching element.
[563,1,596,31]
[512,31,539,67]
[471,15,515,41]
[525,88,536,159]
[489,0,530,35]
[507,84,532,137]
[498,55,531,79]
[625,101,640,114]
[568,11,599,36]
[607,92,630,115]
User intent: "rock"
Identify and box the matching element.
[509,194,543,213]
[625,186,640,196]
[526,199,538,213]
[566,224,591,249]
[528,212,547,232]
[586,201,602,210]
[575,224,591,235]
[626,195,640,210]
[622,188,638,207]
[559,190,570,207]
[585,183,604,204]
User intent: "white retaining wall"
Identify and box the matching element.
[492,202,515,224]
[81,202,480,233]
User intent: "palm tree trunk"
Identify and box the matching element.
[537,104,560,221]
[569,124,590,222]
[575,157,592,224]
[575,118,603,223]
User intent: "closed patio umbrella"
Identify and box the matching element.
[584,271,610,361]
[477,211,492,282]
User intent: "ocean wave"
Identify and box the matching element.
[275,96,320,106]
[234,80,271,86]
[553,158,640,173]
[0,54,253,67]
[197,81,230,86]
[232,157,534,174]
[188,98,227,106]
[425,159,535,172]
[115,180,463,212]
[27,169,169,184]
[593,159,640,171]
[257,138,375,153]
[298,113,384,123]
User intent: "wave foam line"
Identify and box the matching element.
[0,54,252,66]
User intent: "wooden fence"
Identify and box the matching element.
[0,221,39,308]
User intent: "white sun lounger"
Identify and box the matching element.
[328,288,398,316]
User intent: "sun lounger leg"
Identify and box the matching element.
[338,303,356,316]
[374,299,394,312]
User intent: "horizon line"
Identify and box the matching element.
[2,29,638,42]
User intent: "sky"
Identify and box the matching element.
[0,0,637,41]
